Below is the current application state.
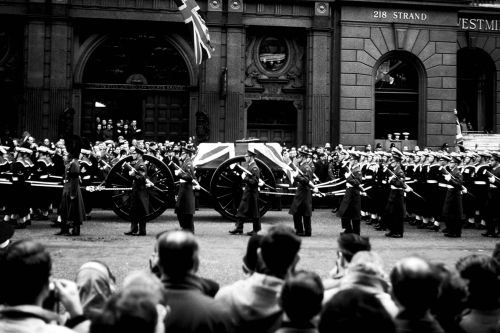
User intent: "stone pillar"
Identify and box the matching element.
[306,2,331,146]
[224,0,245,141]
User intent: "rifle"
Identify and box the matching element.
[441,166,474,197]
[485,170,500,182]
[385,166,425,201]
[122,161,165,192]
[289,162,324,197]
[168,161,211,195]
[231,163,277,191]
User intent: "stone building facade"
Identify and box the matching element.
[0,0,499,149]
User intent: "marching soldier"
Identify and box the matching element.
[289,148,317,237]
[472,152,491,229]
[124,147,150,236]
[441,153,464,238]
[483,152,500,237]
[336,150,363,235]
[31,146,54,220]
[174,144,199,233]
[461,152,477,229]
[10,147,33,229]
[229,147,261,236]
[384,148,407,238]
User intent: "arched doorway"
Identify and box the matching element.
[374,51,425,143]
[247,100,297,146]
[80,34,191,142]
[457,48,496,133]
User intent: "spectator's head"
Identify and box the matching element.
[90,289,158,333]
[336,233,371,266]
[456,254,500,310]
[341,251,390,293]
[259,225,301,278]
[76,261,117,320]
[123,271,166,306]
[242,234,263,275]
[319,288,395,333]
[280,270,323,326]
[157,231,199,280]
[0,239,52,306]
[390,256,440,317]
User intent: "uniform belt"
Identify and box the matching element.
[346,183,353,188]
[426,180,438,184]
[390,185,404,190]
[446,184,454,189]
[364,176,372,180]
[438,183,448,188]
[381,180,387,184]
[405,177,411,181]
[474,181,487,185]
[490,184,498,189]
[83,175,91,180]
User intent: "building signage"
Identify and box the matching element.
[372,10,428,22]
[458,17,500,32]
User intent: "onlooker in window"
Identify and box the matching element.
[319,288,395,333]
[216,224,301,333]
[456,254,500,333]
[390,256,444,333]
[102,124,113,142]
[275,270,323,333]
[157,231,232,333]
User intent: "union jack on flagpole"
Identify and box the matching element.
[174,0,214,65]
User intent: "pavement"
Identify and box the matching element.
[7,208,498,287]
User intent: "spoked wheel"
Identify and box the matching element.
[210,156,276,221]
[105,155,175,221]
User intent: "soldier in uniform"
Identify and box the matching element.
[483,152,500,237]
[229,147,261,236]
[9,147,33,229]
[124,147,150,236]
[336,150,363,235]
[473,152,491,229]
[441,153,464,238]
[174,144,199,233]
[384,148,407,238]
[461,152,477,229]
[289,148,318,237]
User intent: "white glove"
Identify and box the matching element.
[241,172,247,180]
[291,171,299,178]
[344,172,351,179]
[194,184,201,191]
[489,176,495,183]
[128,170,135,176]
[462,187,468,194]
[444,174,451,182]
[312,187,319,193]
[174,169,181,176]
[404,187,411,193]
[258,179,265,187]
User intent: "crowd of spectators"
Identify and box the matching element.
[0,224,499,333]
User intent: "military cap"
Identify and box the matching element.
[391,147,404,161]
[349,150,361,160]
[479,151,492,158]
[246,146,257,157]
[81,149,91,155]
[297,148,312,157]
[173,145,180,152]
[182,144,196,154]
[491,152,500,161]
[104,140,114,145]
[449,152,462,163]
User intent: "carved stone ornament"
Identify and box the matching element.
[230,0,241,10]
[245,34,304,90]
[208,0,222,10]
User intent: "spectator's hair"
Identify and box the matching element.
[242,234,263,275]
[90,289,158,333]
[456,254,500,309]
[123,271,167,306]
[0,239,52,305]
[337,233,371,262]
[260,225,301,278]
[280,270,324,324]
[390,256,440,316]
[157,231,199,280]
[319,288,395,333]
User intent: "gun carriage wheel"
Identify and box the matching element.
[105,155,174,221]
[210,156,276,221]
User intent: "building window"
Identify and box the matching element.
[375,56,419,140]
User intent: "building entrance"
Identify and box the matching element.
[247,100,297,146]
[457,48,495,133]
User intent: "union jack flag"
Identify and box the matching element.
[174,0,214,65]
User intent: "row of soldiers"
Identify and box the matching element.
[323,147,500,238]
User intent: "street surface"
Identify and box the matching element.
[12,209,497,286]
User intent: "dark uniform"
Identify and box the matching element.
[230,150,261,235]
[125,149,150,236]
[289,152,315,236]
[57,157,86,236]
[175,149,196,233]
[483,152,500,237]
[384,149,406,238]
[337,156,362,235]
[441,154,464,238]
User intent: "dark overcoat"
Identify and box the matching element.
[288,162,314,216]
[236,160,260,220]
[175,157,196,215]
[337,163,362,220]
[384,164,406,220]
[442,165,464,221]
[59,159,86,225]
[129,158,150,221]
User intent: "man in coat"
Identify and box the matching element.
[124,147,150,236]
[336,150,363,235]
[229,147,261,236]
[174,144,199,233]
[442,153,464,238]
[384,148,407,238]
[289,148,318,237]
[483,151,500,237]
